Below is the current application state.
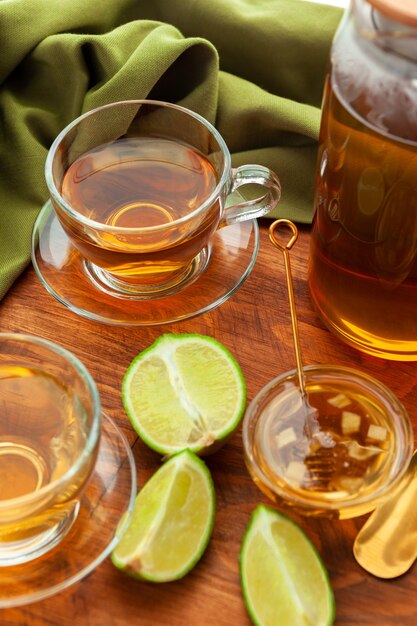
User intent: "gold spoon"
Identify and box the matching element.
[353,450,417,578]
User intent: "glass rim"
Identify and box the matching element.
[242,364,414,513]
[0,332,101,510]
[44,99,232,234]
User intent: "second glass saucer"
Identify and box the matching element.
[0,412,136,608]
[31,201,259,326]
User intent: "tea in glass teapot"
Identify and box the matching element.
[309,0,417,360]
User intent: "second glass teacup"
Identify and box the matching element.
[45,100,281,299]
[0,333,100,566]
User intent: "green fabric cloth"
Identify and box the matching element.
[0,0,342,300]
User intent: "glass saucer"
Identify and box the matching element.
[0,412,137,608]
[31,201,259,326]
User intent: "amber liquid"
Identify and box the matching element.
[252,381,395,519]
[60,137,220,286]
[309,77,417,359]
[0,366,93,544]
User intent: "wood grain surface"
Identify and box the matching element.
[0,219,416,625]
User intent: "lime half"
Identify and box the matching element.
[112,449,215,582]
[122,333,246,455]
[240,505,335,626]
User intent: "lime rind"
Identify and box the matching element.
[111,450,216,582]
[239,505,335,626]
[122,333,246,455]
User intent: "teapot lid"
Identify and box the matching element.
[368,0,417,27]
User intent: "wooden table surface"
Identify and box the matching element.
[1,219,416,626]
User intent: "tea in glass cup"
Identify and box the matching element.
[0,333,100,565]
[243,366,413,519]
[45,100,281,299]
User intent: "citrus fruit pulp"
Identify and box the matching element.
[112,449,215,582]
[122,333,246,455]
[240,505,335,626]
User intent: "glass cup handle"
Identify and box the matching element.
[219,164,281,228]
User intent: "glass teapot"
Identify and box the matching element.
[308,0,417,361]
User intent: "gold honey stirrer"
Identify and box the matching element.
[269,220,305,394]
[269,219,341,491]
[269,219,318,438]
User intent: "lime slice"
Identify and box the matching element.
[111,449,215,582]
[240,505,335,626]
[122,333,246,455]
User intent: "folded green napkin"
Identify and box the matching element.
[0,0,342,300]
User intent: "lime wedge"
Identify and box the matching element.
[112,449,215,582]
[122,333,246,455]
[240,505,335,626]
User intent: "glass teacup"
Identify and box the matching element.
[0,333,100,565]
[45,100,281,299]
